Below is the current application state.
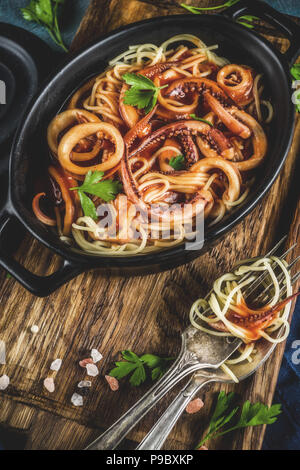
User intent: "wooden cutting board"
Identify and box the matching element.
[0,0,299,450]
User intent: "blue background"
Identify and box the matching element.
[0,0,299,451]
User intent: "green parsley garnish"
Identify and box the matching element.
[169,154,185,170]
[122,73,168,114]
[181,0,240,14]
[190,114,214,127]
[236,15,260,29]
[196,391,282,448]
[70,170,122,221]
[108,350,174,387]
[181,2,259,30]
[20,0,68,52]
[290,64,300,113]
[291,63,300,81]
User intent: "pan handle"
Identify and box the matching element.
[0,213,83,297]
[224,0,300,66]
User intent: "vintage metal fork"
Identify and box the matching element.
[86,236,294,450]
[137,264,300,450]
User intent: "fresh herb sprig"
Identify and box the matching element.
[122,73,168,114]
[291,63,300,81]
[190,113,213,127]
[181,2,259,30]
[181,0,240,14]
[169,154,185,170]
[108,350,174,386]
[70,170,122,221]
[21,0,68,52]
[196,391,282,448]
[290,64,300,113]
[236,15,260,29]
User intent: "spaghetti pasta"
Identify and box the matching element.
[33,34,273,255]
[190,256,296,382]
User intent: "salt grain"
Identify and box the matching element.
[71,393,83,406]
[78,380,92,388]
[0,340,6,365]
[43,377,55,393]
[105,375,119,391]
[0,375,9,390]
[86,363,99,377]
[30,325,39,334]
[91,349,103,363]
[186,398,204,414]
[50,359,62,371]
[79,358,93,368]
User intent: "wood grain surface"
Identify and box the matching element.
[0,0,300,450]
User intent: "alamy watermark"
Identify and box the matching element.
[0,80,6,104]
[95,195,205,250]
[291,340,300,365]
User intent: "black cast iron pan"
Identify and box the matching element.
[1,0,300,296]
[0,23,56,257]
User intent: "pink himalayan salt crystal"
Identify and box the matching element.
[86,363,99,377]
[71,393,83,407]
[185,398,204,414]
[79,358,94,368]
[91,349,103,363]
[105,375,119,391]
[43,377,55,393]
[197,446,208,450]
[0,374,9,390]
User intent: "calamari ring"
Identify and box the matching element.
[58,122,124,175]
[217,64,253,106]
[47,109,100,155]
[190,157,241,203]
[32,193,56,226]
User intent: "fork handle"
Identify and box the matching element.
[136,375,213,450]
[85,352,206,450]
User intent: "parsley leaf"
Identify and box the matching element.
[122,73,168,114]
[181,0,240,14]
[290,63,300,81]
[196,391,282,448]
[109,350,147,387]
[181,2,259,30]
[291,64,300,113]
[236,15,259,29]
[70,170,122,221]
[20,0,68,52]
[122,73,157,90]
[231,401,282,429]
[108,350,174,387]
[140,354,174,381]
[169,154,185,170]
[190,114,213,127]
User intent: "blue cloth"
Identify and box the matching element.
[263,306,300,450]
[0,0,300,450]
[0,0,89,53]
